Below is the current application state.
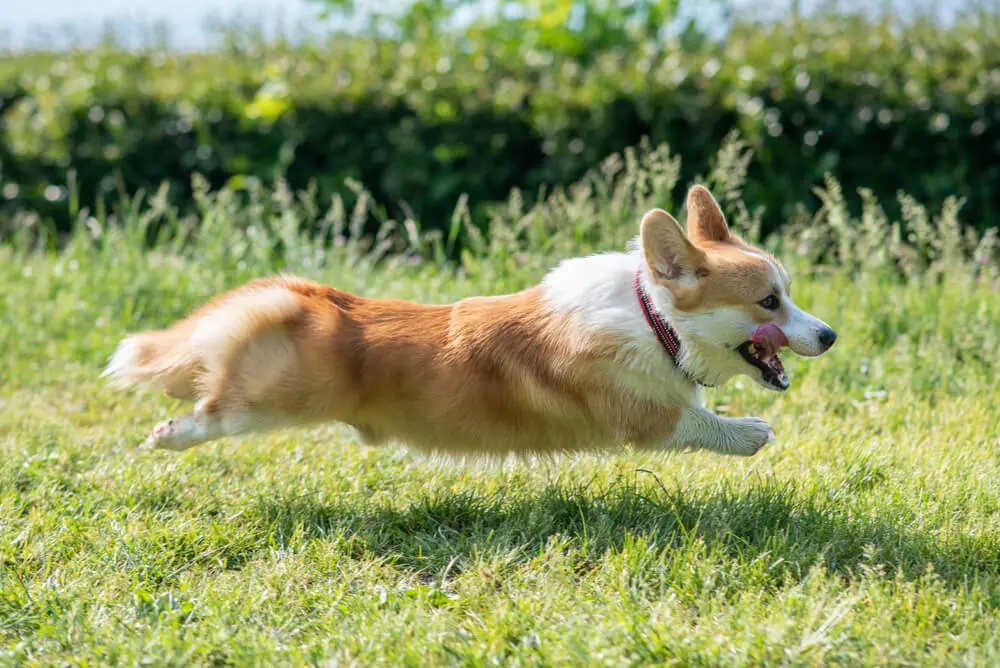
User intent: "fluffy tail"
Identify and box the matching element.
[102,325,201,399]
[102,281,304,401]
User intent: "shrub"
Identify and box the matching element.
[1,7,999,244]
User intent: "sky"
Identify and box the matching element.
[2,0,322,49]
[1,0,964,51]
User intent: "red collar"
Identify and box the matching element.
[634,269,706,386]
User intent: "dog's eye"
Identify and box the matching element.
[759,295,780,310]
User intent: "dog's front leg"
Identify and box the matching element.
[668,407,774,456]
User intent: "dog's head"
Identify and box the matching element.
[639,185,836,391]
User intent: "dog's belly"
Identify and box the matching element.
[354,416,610,457]
[342,380,682,457]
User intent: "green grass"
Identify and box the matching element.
[2,144,1000,665]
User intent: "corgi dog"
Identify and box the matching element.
[104,185,836,458]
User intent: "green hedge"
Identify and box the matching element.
[2,11,1000,241]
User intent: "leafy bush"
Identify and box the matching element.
[11,132,995,286]
[2,6,1000,244]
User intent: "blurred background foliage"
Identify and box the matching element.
[1,0,999,245]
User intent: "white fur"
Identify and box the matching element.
[540,243,760,391]
[782,300,833,357]
[673,408,774,456]
[101,336,141,384]
[144,414,224,451]
[540,248,700,405]
[144,401,292,451]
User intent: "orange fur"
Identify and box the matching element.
[111,277,681,456]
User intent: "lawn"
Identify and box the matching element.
[2,151,999,665]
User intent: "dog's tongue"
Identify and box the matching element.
[751,324,788,359]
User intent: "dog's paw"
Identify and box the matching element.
[724,416,774,456]
[141,419,177,450]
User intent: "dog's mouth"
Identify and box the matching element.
[737,324,790,391]
[737,342,788,391]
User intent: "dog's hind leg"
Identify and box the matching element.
[140,400,288,451]
[142,413,223,451]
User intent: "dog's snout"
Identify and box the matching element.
[818,326,837,351]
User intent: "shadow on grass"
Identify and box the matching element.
[252,474,999,590]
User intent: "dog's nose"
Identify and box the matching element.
[818,327,837,351]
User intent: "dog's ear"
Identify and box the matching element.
[685,185,730,244]
[640,209,706,285]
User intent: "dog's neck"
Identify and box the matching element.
[634,260,751,389]
[541,251,746,391]
[633,268,711,387]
